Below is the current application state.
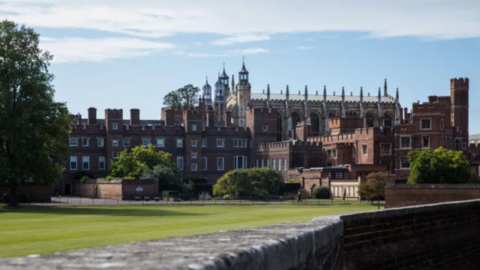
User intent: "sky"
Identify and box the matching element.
[1,0,479,134]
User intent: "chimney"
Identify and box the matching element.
[165,109,175,126]
[130,109,140,125]
[76,113,82,125]
[399,107,404,123]
[207,109,215,127]
[404,108,409,123]
[88,107,97,125]
[225,111,232,127]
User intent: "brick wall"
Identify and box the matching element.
[73,179,157,200]
[385,184,480,208]
[342,199,480,270]
[0,184,52,202]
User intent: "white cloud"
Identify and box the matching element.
[298,46,315,50]
[211,34,270,46]
[1,0,479,40]
[228,48,269,55]
[40,37,174,63]
[175,50,226,58]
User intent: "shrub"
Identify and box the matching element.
[198,191,211,200]
[312,187,331,199]
[213,168,284,196]
[79,176,91,183]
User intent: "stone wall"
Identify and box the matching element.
[385,184,480,208]
[2,200,480,269]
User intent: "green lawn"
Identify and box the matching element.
[0,204,377,258]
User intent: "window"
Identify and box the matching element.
[99,156,105,170]
[266,160,270,168]
[112,122,118,130]
[202,139,207,147]
[234,139,247,148]
[381,144,391,155]
[123,138,130,147]
[82,138,89,147]
[273,159,276,170]
[334,172,344,179]
[278,158,282,171]
[70,138,78,147]
[157,138,164,148]
[420,119,431,130]
[462,142,467,150]
[112,140,119,147]
[177,139,183,147]
[202,157,207,170]
[261,159,265,168]
[362,145,368,155]
[256,159,259,168]
[82,156,90,170]
[191,163,198,171]
[400,156,410,169]
[422,136,430,148]
[440,119,445,130]
[400,136,411,149]
[217,157,225,171]
[234,156,247,169]
[217,139,225,148]
[455,139,461,151]
[112,152,119,159]
[284,159,287,171]
[177,156,184,170]
[263,125,268,132]
[191,140,198,147]
[192,152,197,159]
[97,138,104,147]
[192,124,197,131]
[70,156,77,170]
[332,149,337,159]
[143,139,150,147]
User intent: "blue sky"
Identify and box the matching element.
[1,0,479,134]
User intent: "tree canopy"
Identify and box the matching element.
[110,145,177,179]
[163,84,200,106]
[0,20,71,206]
[358,172,387,208]
[407,147,476,184]
[213,168,284,197]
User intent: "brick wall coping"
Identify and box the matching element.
[0,216,343,270]
[385,184,480,189]
[76,179,155,185]
[341,198,480,222]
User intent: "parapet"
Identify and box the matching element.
[450,77,469,89]
[105,109,123,119]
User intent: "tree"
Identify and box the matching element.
[358,172,387,209]
[0,21,71,206]
[141,164,178,185]
[312,187,331,199]
[408,147,474,184]
[163,84,200,106]
[213,168,284,197]
[110,144,177,179]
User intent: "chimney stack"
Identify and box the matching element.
[130,109,140,125]
[207,109,215,127]
[76,113,82,125]
[165,109,175,126]
[225,111,232,127]
[88,107,97,125]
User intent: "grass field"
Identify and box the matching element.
[0,204,378,258]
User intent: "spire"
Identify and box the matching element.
[239,57,249,82]
[286,85,290,100]
[341,87,345,102]
[231,74,235,94]
[384,78,388,97]
[378,87,381,103]
[304,85,308,100]
[267,84,270,100]
[323,85,327,102]
[396,87,399,101]
[360,87,363,102]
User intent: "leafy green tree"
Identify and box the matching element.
[408,147,474,184]
[181,180,195,197]
[163,84,200,106]
[358,172,387,208]
[141,164,178,185]
[312,187,331,199]
[213,168,284,197]
[110,144,177,179]
[0,21,71,206]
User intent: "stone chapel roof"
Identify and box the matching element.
[250,93,397,103]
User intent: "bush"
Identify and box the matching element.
[183,178,207,184]
[312,187,331,199]
[281,183,301,194]
[198,191,212,200]
[213,168,284,196]
[142,164,178,185]
[79,176,91,183]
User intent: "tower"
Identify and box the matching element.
[213,73,226,126]
[235,58,251,127]
[450,78,469,149]
[202,77,212,106]
[219,63,230,96]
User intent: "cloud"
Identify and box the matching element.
[298,46,315,50]
[1,0,479,41]
[211,34,270,46]
[174,50,226,58]
[228,48,269,55]
[40,37,174,63]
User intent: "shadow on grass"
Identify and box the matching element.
[0,205,207,217]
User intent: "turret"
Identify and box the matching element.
[378,87,381,103]
[267,84,271,100]
[341,87,345,103]
[395,87,399,101]
[384,79,388,97]
[286,85,290,100]
[323,86,327,102]
[304,85,308,101]
[360,87,363,103]
[219,63,230,95]
[202,77,212,105]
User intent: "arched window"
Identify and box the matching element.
[291,112,301,129]
[366,113,374,128]
[311,113,320,136]
[276,113,283,141]
[383,113,392,127]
